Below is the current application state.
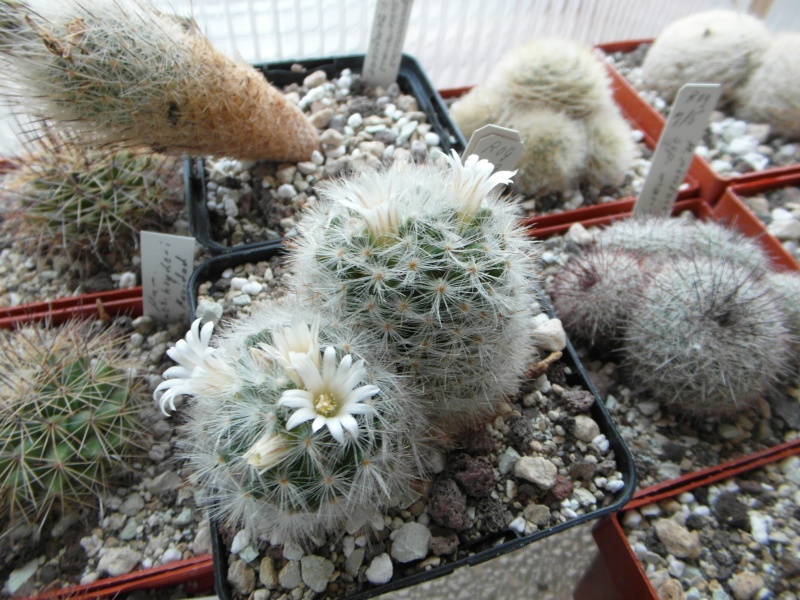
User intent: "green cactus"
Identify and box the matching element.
[156,303,429,544]
[289,152,540,431]
[1,128,183,274]
[0,0,317,161]
[0,320,147,525]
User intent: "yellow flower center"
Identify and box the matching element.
[314,392,338,418]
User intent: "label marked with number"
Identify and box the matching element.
[634,83,721,218]
[141,231,195,322]
[362,0,414,88]
[463,124,525,171]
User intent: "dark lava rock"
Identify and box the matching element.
[450,454,496,498]
[561,389,595,414]
[714,492,750,530]
[427,478,470,530]
[506,416,535,453]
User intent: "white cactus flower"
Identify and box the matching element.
[255,314,321,385]
[242,431,288,471]
[338,172,399,239]
[445,150,515,219]
[277,346,378,444]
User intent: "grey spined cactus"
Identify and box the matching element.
[0,321,147,525]
[156,303,430,544]
[0,0,317,161]
[289,152,541,431]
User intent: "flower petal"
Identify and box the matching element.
[326,418,345,444]
[285,407,318,430]
[338,413,360,438]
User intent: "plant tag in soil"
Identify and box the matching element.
[362,0,414,88]
[140,231,196,322]
[634,83,721,218]
[463,124,525,172]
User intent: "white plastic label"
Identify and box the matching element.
[633,83,721,218]
[463,124,525,172]
[362,0,414,88]
[141,231,195,322]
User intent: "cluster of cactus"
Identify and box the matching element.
[0,0,317,160]
[551,217,797,418]
[0,320,147,525]
[158,152,543,543]
[450,38,636,196]
[1,127,183,274]
[641,11,800,141]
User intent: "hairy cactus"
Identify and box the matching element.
[735,33,800,140]
[450,38,635,195]
[0,0,317,161]
[0,320,147,525]
[289,151,540,430]
[156,304,429,544]
[641,10,770,104]
[766,271,800,354]
[550,245,646,348]
[1,128,183,274]
[622,256,791,417]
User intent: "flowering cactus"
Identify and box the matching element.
[156,303,428,543]
[289,151,541,431]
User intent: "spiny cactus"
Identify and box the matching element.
[0,320,147,525]
[766,270,800,355]
[0,0,317,161]
[641,10,770,104]
[735,33,800,140]
[623,255,791,417]
[289,151,541,431]
[550,245,647,349]
[0,127,183,274]
[156,303,429,544]
[449,38,635,196]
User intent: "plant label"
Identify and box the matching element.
[634,83,721,218]
[463,124,525,172]
[362,0,414,88]
[141,231,196,322]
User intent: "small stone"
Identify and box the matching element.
[119,493,144,516]
[278,561,302,590]
[228,559,256,595]
[191,523,212,555]
[658,578,686,600]
[561,389,594,413]
[365,553,393,585]
[119,518,139,541]
[300,555,334,593]
[768,218,800,241]
[451,454,496,498]
[565,222,593,245]
[514,457,558,489]
[498,447,521,476]
[230,530,251,555]
[345,547,365,576]
[320,129,344,147]
[390,522,431,563]
[6,559,38,594]
[429,529,460,556]
[303,70,327,88]
[98,547,142,577]
[654,518,700,559]
[146,471,182,494]
[427,478,469,530]
[296,161,318,175]
[241,282,263,296]
[522,503,551,526]
[162,548,183,564]
[259,557,278,590]
[309,108,333,128]
[573,415,601,442]
[637,400,661,416]
[730,571,764,600]
[347,113,363,128]
[424,132,440,146]
[196,299,223,324]
[531,318,567,352]
[277,184,297,199]
[546,474,574,501]
[282,540,305,561]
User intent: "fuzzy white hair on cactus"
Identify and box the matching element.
[278,347,378,444]
[444,150,515,219]
[337,173,399,240]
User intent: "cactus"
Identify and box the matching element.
[500,107,588,195]
[449,85,502,140]
[766,270,800,356]
[156,303,429,544]
[622,255,791,417]
[0,320,147,525]
[289,151,540,431]
[550,245,646,348]
[0,0,317,161]
[641,10,770,104]
[735,33,800,140]
[1,127,183,274]
[583,106,637,188]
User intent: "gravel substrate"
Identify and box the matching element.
[191,253,629,599]
[538,219,800,492]
[739,186,800,266]
[600,43,800,178]
[622,455,800,600]
[1,316,206,598]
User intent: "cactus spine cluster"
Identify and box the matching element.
[289,151,540,429]
[0,0,318,161]
[1,128,183,273]
[0,321,147,525]
[551,217,796,418]
[450,38,635,196]
[157,304,427,543]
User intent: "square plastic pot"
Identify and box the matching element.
[577,439,800,600]
[185,53,467,254]
[595,40,800,204]
[186,241,636,600]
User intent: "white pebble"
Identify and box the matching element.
[277,184,297,199]
[347,113,363,128]
[424,132,441,146]
[161,548,183,564]
[241,282,263,296]
[591,434,610,453]
[365,553,393,585]
[230,277,248,291]
[508,515,526,534]
[749,511,771,545]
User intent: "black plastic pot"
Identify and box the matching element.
[185,53,467,254]
[187,242,636,600]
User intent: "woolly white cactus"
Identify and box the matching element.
[449,85,502,140]
[641,10,770,104]
[583,106,637,188]
[0,0,317,160]
[156,303,428,544]
[290,151,541,431]
[735,33,800,140]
